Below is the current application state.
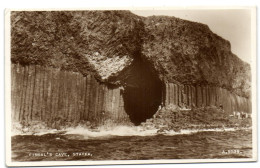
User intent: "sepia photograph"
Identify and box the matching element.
[5,6,257,167]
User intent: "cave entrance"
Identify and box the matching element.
[122,57,163,125]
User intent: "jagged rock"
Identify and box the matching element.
[141,105,251,132]
[11,11,250,97]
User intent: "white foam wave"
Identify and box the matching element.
[64,125,158,138]
[12,122,251,138]
[11,122,62,136]
[164,127,237,136]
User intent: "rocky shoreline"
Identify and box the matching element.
[140,105,251,133]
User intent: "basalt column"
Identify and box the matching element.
[122,57,163,125]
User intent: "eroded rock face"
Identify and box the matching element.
[11,10,251,98]
[85,53,133,80]
[142,16,251,98]
[11,11,144,82]
[11,64,251,126]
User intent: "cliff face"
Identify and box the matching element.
[11,11,251,97]
[142,16,251,98]
[11,64,132,126]
[10,11,251,126]
[11,64,251,126]
[11,11,144,81]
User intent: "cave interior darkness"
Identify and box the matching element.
[122,57,164,125]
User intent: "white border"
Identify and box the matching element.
[4,6,258,167]
[5,8,12,168]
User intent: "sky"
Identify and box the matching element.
[131,9,253,64]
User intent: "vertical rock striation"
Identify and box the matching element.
[11,64,131,125]
[164,83,251,114]
[10,11,252,126]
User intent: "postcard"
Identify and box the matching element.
[5,7,257,166]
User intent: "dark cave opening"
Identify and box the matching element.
[122,57,163,125]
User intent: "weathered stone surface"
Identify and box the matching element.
[143,16,250,98]
[11,64,133,125]
[10,11,252,126]
[11,11,250,97]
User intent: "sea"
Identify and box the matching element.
[11,126,252,161]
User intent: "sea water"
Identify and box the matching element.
[11,125,252,161]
